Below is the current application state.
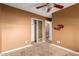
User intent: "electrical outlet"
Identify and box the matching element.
[25,41,27,44]
[56,40,61,44]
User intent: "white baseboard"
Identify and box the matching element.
[0,44,32,55]
[51,44,79,55]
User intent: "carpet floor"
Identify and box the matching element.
[2,42,79,56]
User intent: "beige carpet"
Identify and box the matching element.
[2,42,79,56]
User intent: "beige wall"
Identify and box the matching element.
[0,4,2,52]
[0,4,46,52]
[52,3,79,52]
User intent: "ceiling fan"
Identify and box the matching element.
[36,3,64,13]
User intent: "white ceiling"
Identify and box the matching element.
[4,3,76,18]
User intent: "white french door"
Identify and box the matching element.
[31,18,43,43]
[45,20,52,42]
[31,18,52,43]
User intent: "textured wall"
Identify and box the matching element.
[52,3,79,52]
[0,4,2,52]
[0,4,46,52]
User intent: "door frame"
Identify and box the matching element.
[31,18,44,43]
[45,20,52,41]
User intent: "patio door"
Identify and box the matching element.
[32,19,43,43]
[45,20,52,42]
[37,20,43,42]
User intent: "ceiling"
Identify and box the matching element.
[4,3,76,18]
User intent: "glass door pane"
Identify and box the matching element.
[37,21,43,42]
[46,23,50,42]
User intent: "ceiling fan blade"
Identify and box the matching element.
[47,7,52,13]
[36,4,47,9]
[54,3,64,9]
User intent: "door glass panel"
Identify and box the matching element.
[34,20,37,42]
[46,23,50,42]
[38,21,42,42]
